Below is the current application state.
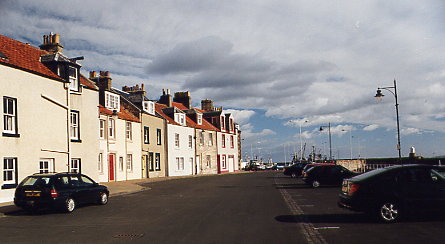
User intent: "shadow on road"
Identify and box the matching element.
[274,184,340,189]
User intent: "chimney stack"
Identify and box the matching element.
[90,71,112,91]
[201,99,214,111]
[158,89,172,107]
[174,91,192,109]
[122,83,147,104]
[39,33,64,53]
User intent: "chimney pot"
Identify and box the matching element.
[89,71,97,79]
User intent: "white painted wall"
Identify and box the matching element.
[166,124,195,177]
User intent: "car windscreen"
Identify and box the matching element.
[19,176,52,187]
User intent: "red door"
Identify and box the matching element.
[109,154,115,181]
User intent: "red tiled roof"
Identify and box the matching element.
[155,103,179,126]
[169,102,218,131]
[99,105,140,123]
[80,74,98,90]
[0,34,62,81]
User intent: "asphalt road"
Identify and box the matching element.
[2,171,445,244]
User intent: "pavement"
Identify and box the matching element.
[0,171,251,215]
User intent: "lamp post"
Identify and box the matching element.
[319,123,332,160]
[375,79,402,163]
[299,120,308,162]
[342,129,353,160]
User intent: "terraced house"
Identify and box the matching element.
[0,33,243,203]
[0,34,100,202]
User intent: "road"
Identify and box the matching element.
[2,171,445,243]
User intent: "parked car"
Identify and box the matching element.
[338,164,445,222]
[301,163,336,177]
[302,164,358,188]
[283,163,308,178]
[14,172,109,213]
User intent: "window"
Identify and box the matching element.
[176,157,184,171]
[206,155,211,167]
[99,119,105,139]
[221,155,226,169]
[39,158,54,173]
[199,131,204,145]
[119,157,124,171]
[3,158,17,188]
[144,126,150,144]
[70,111,80,141]
[126,122,132,140]
[174,113,185,125]
[208,133,213,146]
[143,101,155,115]
[157,129,162,145]
[189,157,194,171]
[80,175,94,186]
[175,133,180,148]
[155,153,161,171]
[222,134,226,148]
[188,135,193,148]
[127,154,133,172]
[70,158,81,173]
[105,92,120,110]
[3,97,18,136]
[68,67,79,92]
[109,118,115,139]
[197,113,203,125]
[230,135,234,148]
[149,153,154,171]
[98,153,103,173]
[220,116,225,130]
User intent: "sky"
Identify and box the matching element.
[2,0,445,162]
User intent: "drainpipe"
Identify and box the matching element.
[65,83,71,172]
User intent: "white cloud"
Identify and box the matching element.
[401,127,421,136]
[363,124,379,131]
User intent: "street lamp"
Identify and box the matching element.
[319,122,332,160]
[375,79,402,163]
[299,120,308,162]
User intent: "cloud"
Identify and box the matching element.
[363,124,379,131]
[224,109,255,125]
[401,127,421,136]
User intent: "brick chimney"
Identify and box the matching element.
[90,71,112,91]
[39,33,64,53]
[122,84,146,104]
[173,91,192,109]
[201,99,214,111]
[158,89,172,107]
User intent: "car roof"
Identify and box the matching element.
[350,164,444,181]
[31,172,81,177]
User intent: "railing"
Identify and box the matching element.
[355,164,394,173]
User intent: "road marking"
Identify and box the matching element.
[275,176,328,244]
[314,227,340,230]
[299,204,314,207]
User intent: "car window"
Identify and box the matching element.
[80,176,95,186]
[21,177,51,187]
[70,176,81,187]
[55,176,70,189]
[396,169,435,183]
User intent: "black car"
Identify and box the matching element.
[283,163,308,178]
[338,164,445,222]
[14,172,109,213]
[302,164,358,188]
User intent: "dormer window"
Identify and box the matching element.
[174,113,186,126]
[220,116,225,130]
[68,66,79,92]
[105,92,120,111]
[197,113,203,125]
[143,101,155,115]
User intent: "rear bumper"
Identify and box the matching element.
[14,197,65,210]
[338,194,373,212]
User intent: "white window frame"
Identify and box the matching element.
[144,126,149,144]
[188,135,193,149]
[98,153,103,173]
[119,156,124,172]
[222,155,226,169]
[176,157,185,171]
[127,154,133,172]
[3,97,17,135]
[222,134,226,148]
[155,153,161,171]
[39,158,54,173]
[105,92,120,111]
[206,155,211,167]
[143,101,155,115]
[230,135,234,148]
[99,119,105,139]
[208,133,213,146]
[199,131,204,145]
[109,118,115,139]
[126,122,132,140]
[70,110,80,140]
[68,66,79,92]
[3,157,17,185]
[175,133,180,148]
[197,113,203,125]
[70,158,81,173]
[157,129,162,145]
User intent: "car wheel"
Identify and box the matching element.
[98,192,108,205]
[312,180,320,188]
[291,173,297,178]
[64,198,76,213]
[379,202,400,223]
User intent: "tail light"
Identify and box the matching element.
[50,189,58,198]
[349,183,360,196]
